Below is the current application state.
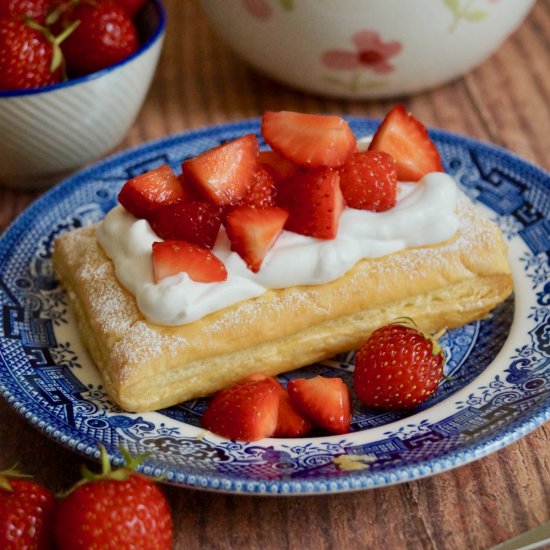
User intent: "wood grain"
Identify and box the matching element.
[1,1,550,549]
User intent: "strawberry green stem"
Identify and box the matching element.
[0,466,32,492]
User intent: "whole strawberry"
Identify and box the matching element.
[113,0,146,17]
[59,0,138,77]
[354,321,445,409]
[0,17,62,91]
[0,0,49,23]
[54,446,173,550]
[0,468,57,550]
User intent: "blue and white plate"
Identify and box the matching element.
[1,119,549,495]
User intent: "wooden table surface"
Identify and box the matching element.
[1,1,550,549]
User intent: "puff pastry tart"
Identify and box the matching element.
[52,108,513,412]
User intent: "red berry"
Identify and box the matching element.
[0,0,49,23]
[152,240,228,284]
[149,201,222,249]
[54,446,173,550]
[354,322,445,410]
[258,149,300,183]
[59,0,138,76]
[0,470,57,550]
[202,376,281,441]
[0,17,62,91]
[339,150,398,211]
[238,164,277,209]
[182,134,259,206]
[261,111,356,169]
[287,376,351,435]
[112,0,146,16]
[368,104,443,182]
[273,385,312,438]
[118,164,187,219]
[225,206,288,272]
[276,167,344,239]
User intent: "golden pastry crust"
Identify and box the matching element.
[53,199,513,412]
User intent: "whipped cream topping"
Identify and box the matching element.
[97,172,459,326]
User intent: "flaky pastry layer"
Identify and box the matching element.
[53,199,513,412]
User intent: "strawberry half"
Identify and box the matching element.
[276,168,344,239]
[202,376,280,441]
[148,201,222,249]
[368,104,443,181]
[152,241,227,283]
[274,386,312,438]
[287,376,351,435]
[339,150,398,211]
[118,164,187,219]
[239,373,312,437]
[225,206,288,272]
[261,111,356,169]
[182,134,259,206]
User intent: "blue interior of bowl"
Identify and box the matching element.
[0,0,167,99]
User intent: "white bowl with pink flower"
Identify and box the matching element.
[200,0,536,98]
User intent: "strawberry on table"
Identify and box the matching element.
[0,468,57,550]
[339,150,398,212]
[0,0,49,23]
[287,375,351,435]
[152,241,228,283]
[182,134,259,206]
[225,206,288,273]
[261,111,356,169]
[149,201,222,249]
[354,321,445,409]
[368,104,443,181]
[58,0,138,77]
[118,164,187,219]
[0,17,63,91]
[112,0,147,17]
[54,446,173,550]
[276,167,344,239]
[202,375,281,441]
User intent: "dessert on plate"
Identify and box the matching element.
[53,106,513,413]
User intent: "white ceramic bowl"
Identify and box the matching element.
[200,0,535,99]
[0,0,166,189]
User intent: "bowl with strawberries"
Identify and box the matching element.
[0,0,166,189]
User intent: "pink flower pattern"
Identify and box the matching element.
[243,0,273,20]
[322,30,402,74]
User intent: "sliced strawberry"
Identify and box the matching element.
[276,168,344,239]
[236,373,312,437]
[261,111,356,169]
[118,164,187,219]
[239,164,277,209]
[177,171,202,201]
[274,387,312,438]
[148,201,222,249]
[287,375,351,435]
[368,104,443,181]
[202,376,280,441]
[152,241,227,283]
[258,150,300,182]
[339,150,398,212]
[182,134,259,206]
[225,206,288,272]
